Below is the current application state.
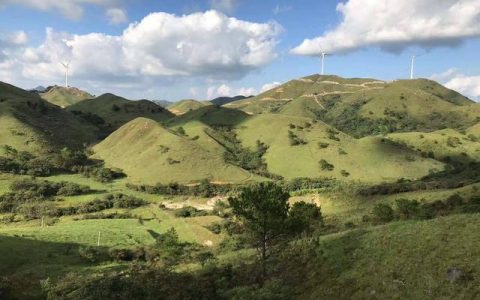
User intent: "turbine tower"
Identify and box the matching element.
[60,62,70,88]
[410,55,415,79]
[321,52,328,75]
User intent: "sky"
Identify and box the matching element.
[0,0,479,101]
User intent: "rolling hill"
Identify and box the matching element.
[211,95,251,106]
[0,81,98,154]
[226,75,480,137]
[39,86,93,108]
[92,117,257,184]
[167,99,212,115]
[68,93,174,133]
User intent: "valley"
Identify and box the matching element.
[1,74,480,299]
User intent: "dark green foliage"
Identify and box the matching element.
[78,246,100,263]
[205,126,281,179]
[229,182,290,281]
[288,130,307,146]
[326,128,340,141]
[77,194,147,214]
[174,206,208,218]
[372,203,394,222]
[395,199,420,219]
[319,159,334,171]
[338,148,347,155]
[166,158,180,165]
[176,126,186,136]
[340,170,350,177]
[318,142,329,149]
[70,111,105,126]
[0,146,55,176]
[72,165,126,183]
[287,202,323,234]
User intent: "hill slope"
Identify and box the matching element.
[40,86,93,108]
[235,113,443,182]
[0,82,98,153]
[68,94,173,133]
[92,118,256,184]
[168,99,212,115]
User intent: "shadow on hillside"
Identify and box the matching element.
[0,234,110,299]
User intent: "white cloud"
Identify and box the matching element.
[430,68,480,101]
[260,81,281,93]
[206,84,257,99]
[0,10,280,88]
[237,87,256,96]
[210,0,239,14]
[292,0,480,56]
[0,0,118,20]
[106,7,128,24]
[8,31,28,45]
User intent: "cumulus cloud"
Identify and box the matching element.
[206,84,257,99]
[292,0,480,56]
[106,7,128,24]
[430,68,480,101]
[0,0,117,20]
[0,10,280,87]
[210,0,239,14]
[260,81,281,92]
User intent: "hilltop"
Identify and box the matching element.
[167,99,212,115]
[68,93,174,134]
[39,86,93,108]
[0,81,98,154]
[211,95,251,106]
[226,74,479,137]
[92,117,257,184]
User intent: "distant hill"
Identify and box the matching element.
[0,81,98,154]
[167,99,212,115]
[225,74,480,137]
[67,93,174,135]
[152,99,173,108]
[40,86,93,108]
[92,117,256,184]
[211,95,251,106]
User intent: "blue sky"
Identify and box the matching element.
[0,0,479,101]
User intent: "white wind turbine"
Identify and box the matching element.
[321,52,328,75]
[60,62,70,87]
[410,54,424,79]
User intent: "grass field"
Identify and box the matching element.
[40,86,93,108]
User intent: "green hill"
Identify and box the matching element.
[226,75,480,137]
[92,118,256,184]
[39,86,93,108]
[68,93,174,133]
[168,99,212,115]
[0,81,98,154]
[235,113,443,182]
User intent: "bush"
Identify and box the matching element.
[288,130,307,146]
[288,202,323,234]
[319,159,334,171]
[318,142,329,149]
[395,199,420,219]
[78,246,100,263]
[174,206,208,218]
[372,203,394,222]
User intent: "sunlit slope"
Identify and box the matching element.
[387,128,480,162]
[167,99,212,115]
[93,118,254,184]
[68,93,174,130]
[0,81,98,153]
[40,86,93,108]
[235,113,443,182]
[225,74,385,114]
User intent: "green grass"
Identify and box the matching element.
[67,93,173,130]
[40,86,93,108]
[92,117,256,184]
[300,213,480,299]
[235,113,443,182]
[167,99,212,115]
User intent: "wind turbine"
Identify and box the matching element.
[410,55,416,79]
[321,52,328,75]
[60,62,70,88]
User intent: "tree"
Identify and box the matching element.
[288,201,323,234]
[228,182,290,283]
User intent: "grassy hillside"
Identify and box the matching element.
[92,117,256,184]
[68,93,173,132]
[235,113,443,182]
[0,81,98,153]
[39,86,93,108]
[167,99,212,115]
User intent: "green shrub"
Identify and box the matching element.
[174,206,208,218]
[395,199,420,219]
[372,203,394,222]
[319,159,334,171]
